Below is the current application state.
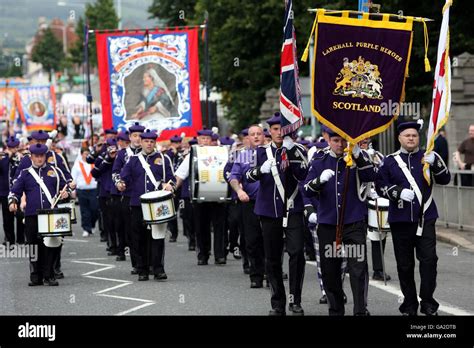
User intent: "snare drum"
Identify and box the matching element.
[140,190,176,224]
[367,197,390,234]
[37,208,72,238]
[190,145,230,202]
[57,200,77,224]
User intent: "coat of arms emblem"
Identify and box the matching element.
[55,217,69,229]
[333,56,383,99]
[155,204,170,217]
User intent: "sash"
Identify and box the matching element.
[28,167,58,206]
[126,147,133,159]
[79,161,94,185]
[138,153,165,190]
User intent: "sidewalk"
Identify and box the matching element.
[436,225,474,252]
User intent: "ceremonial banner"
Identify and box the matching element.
[280,0,303,135]
[424,0,452,184]
[96,28,202,139]
[305,10,415,143]
[0,88,18,121]
[16,86,56,131]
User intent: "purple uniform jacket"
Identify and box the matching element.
[229,148,259,201]
[224,160,237,200]
[9,163,68,216]
[245,142,308,218]
[15,150,72,182]
[303,149,376,225]
[111,147,141,196]
[0,155,20,196]
[375,148,450,223]
[91,154,114,198]
[120,151,176,207]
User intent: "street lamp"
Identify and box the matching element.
[49,24,69,54]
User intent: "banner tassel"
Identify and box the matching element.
[301,11,319,62]
[422,19,431,72]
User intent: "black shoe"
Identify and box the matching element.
[108,250,117,256]
[243,267,250,275]
[289,304,304,316]
[100,238,108,243]
[197,259,208,266]
[402,311,418,316]
[305,254,316,261]
[28,280,43,286]
[215,258,226,265]
[169,237,177,243]
[116,255,126,261]
[355,310,371,316]
[154,272,168,281]
[421,307,438,316]
[319,294,328,304]
[44,279,59,286]
[282,272,288,280]
[54,272,64,279]
[232,247,242,260]
[265,280,270,288]
[188,245,196,251]
[269,308,286,316]
[138,274,149,281]
[373,271,391,281]
[131,268,138,275]
[250,281,263,288]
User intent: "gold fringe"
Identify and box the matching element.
[301,11,319,62]
[423,19,431,72]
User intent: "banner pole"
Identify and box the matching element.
[204,12,211,129]
[85,22,94,147]
[307,8,434,22]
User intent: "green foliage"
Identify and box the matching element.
[148,0,197,26]
[31,28,65,81]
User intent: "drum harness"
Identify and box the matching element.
[28,166,60,209]
[393,154,433,236]
[138,152,166,192]
[265,146,298,228]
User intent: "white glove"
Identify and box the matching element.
[319,169,335,183]
[48,130,58,139]
[400,189,415,202]
[308,213,318,224]
[282,136,295,150]
[45,139,53,150]
[367,148,375,157]
[260,158,275,174]
[424,152,435,165]
[352,144,361,159]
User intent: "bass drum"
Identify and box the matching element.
[190,145,230,202]
[367,197,390,241]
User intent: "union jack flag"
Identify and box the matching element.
[280,0,303,136]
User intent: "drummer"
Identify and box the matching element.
[8,143,70,286]
[117,129,175,281]
[303,128,375,316]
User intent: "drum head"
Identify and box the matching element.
[43,236,63,248]
[140,190,172,201]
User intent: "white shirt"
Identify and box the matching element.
[175,153,190,180]
[71,159,97,190]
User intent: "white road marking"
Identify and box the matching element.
[306,261,474,316]
[71,259,156,315]
[115,302,155,316]
[64,239,89,243]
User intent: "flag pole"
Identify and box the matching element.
[204,11,211,129]
[84,22,94,147]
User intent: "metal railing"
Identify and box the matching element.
[433,170,474,231]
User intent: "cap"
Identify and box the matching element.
[397,121,422,134]
[188,137,198,145]
[197,129,213,137]
[128,122,146,133]
[298,139,310,146]
[266,112,281,126]
[211,133,219,141]
[315,140,328,149]
[6,136,20,148]
[139,129,158,140]
[29,143,48,155]
[170,135,183,143]
[263,128,271,138]
[105,128,118,135]
[30,130,49,141]
[106,138,118,146]
[117,131,130,142]
[219,136,235,146]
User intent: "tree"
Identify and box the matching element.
[148,0,197,26]
[68,0,118,68]
[31,28,65,81]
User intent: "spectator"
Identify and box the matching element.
[455,124,474,186]
[433,128,449,166]
[57,115,68,137]
[72,116,85,139]
[71,148,98,237]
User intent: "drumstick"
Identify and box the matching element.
[52,184,69,208]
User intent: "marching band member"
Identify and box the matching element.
[245,113,308,316]
[175,129,227,265]
[0,136,25,245]
[229,125,265,287]
[117,129,175,281]
[375,121,451,316]
[303,128,375,316]
[112,122,145,272]
[8,143,70,286]
[178,137,196,251]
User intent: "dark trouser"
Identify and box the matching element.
[110,195,127,256]
[120,196,136,267]
[25,216,59,282]
[242,201,264,282]
[1,196,25,244]
[371,238,387,272]
[390,219,438,314]
[304,224,316,258]
[226,200,242,251]
[106,196,118,252]
[76,189,98,233]
[193,202,226,261]
[130,207,165,275]
[260,213,305,310]
[317,221,369,316]
[168,195,180,239]
[98,196,108,242]
[181,198,195,247]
